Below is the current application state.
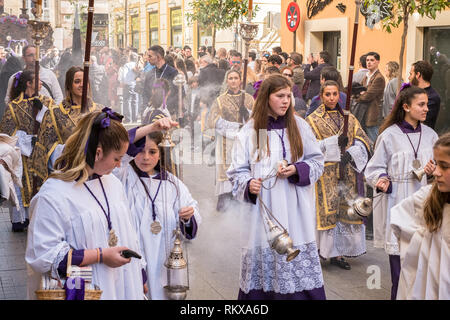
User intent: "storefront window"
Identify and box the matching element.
[198,25,213,48]
[116,18,124,48]
[149,12,159,46]
[170,8,182,48]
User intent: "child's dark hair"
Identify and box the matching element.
[150,79,170,109]
[9,70,34,101]
[131,131,179,200]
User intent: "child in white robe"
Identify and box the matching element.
[390,132,450,300]
[114,129,201,300]
[365,84,438,300]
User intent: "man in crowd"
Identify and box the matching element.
[272,46,282,56]
[5,45,63,105]
[408,60,441,129]
[357,52,385,142]
[216,48,228,61]
[267,55,282,69]
[198,54,225,107]
[143,45,180,116]
[288,52,305,91]
[353,54,369,85]
[229,51,243,71]
[183,45,195,62]
[118,52,141,123]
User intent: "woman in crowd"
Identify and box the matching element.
[207,69,254,212]
[382,61,401,118]
[0,70,54,232]
[30,66,103,195]
[306,80,372,270]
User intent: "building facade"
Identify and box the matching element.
[1,0,110,50]
[279,0,449,132]
[109,0,282,56]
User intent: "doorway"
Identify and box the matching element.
[423,26,450,134]
[323,31,341,70]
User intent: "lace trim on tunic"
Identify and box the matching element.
[51,242,71,281]
[240,241,324,294]
[384,242,400,255]
[320,222,366,258]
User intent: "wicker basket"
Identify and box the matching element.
[35,249,102,300]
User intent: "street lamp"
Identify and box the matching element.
[29,0,51,95]
[239,1,258,91]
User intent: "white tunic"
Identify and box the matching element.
[390,185,450,299]
[25,175,144,300]
[227,116,325,294]
[114,157,201,300]
[365,124,438,255]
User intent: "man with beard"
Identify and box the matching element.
[143,45,181,117]
[408,60,441,129]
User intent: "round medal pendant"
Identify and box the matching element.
[412,159,421,170]
[151,221,162,235]
[108,229,118,247]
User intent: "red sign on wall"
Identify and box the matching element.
[286,2,300,32]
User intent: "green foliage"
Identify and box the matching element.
[363,0,450,33]
[186,0,258,31]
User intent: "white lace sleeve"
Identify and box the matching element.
[347,139,369,173]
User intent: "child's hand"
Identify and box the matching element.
[179,206,194,221]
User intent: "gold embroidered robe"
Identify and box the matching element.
[0,93,54,207]
[30,99,102,195]
[207,90,254,183]
[306,104,372,230]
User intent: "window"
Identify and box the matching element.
[149,12,159,46]
[198,26,213,48]
[170,8,182,48]
[131,14,140,50]
[116,18,124,48]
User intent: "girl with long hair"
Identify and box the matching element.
[113,130,201,299]
[227,74,326,300]
[306,80,372,270]
[0,70,54,232]
[25,109,178,299]
[365,84,439,300]
[390,132,450,299]
[30,66,103,197]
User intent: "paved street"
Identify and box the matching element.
[0,162,392,300]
